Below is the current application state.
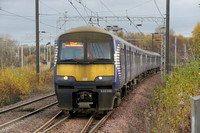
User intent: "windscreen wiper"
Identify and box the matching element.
[59,59,79,63]
[95,58,110,60]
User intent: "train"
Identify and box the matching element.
[54,26,161,115]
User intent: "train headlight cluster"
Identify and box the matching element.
[64,76,68,80]
[98,76,103,80]
[57,76,76,82]
[95,76,114,82]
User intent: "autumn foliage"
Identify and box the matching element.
[149,22,200,132]
[0,65,54,106]
[150,60,200,132]
[191,22,200,60]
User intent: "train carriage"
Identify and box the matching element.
[54,26,160,114]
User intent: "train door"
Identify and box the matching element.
[135,53,140,75]
[138,53,141,74]
[147,55,150,70]
[142,54,146,72]
[130,48,134,80]
[120,45,125,85]
[133,51,136,77]
[146,55,148,71]
[126,47,131,82]
[141,54,143,73]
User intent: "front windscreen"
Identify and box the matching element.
[87,42,111,59]
[58,32,113,62]
[60,42,84,60]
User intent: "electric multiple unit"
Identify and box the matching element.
[54,26,160,114]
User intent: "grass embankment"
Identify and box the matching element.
[0,65,54,106]
[150,60,200,132]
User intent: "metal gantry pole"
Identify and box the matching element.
[152,33,154,52]
[21,45,23,67]
[47,45,48,62]
[161,33,166,82]
[184,45,187,60]
[175,37,177,67]
[35,0,40,82]
[49,42,51,67]
[166,0,170,74]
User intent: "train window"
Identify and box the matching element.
[87,42,111,59]
[60,42,84,60]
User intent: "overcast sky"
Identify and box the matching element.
[0,0,199,43]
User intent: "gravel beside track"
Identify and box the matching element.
[99,73,162,133]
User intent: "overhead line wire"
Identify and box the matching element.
[75,0,98,16]
[75,0,93,24]
[0,9,34,21]
[99,0,116,17]
[68,0,89,25]
[153,0,164,19]
[127,0,152,11]
[0,9,57,29]
[127,16,143,34]
[40,1,61,14]
[75,0,116,27]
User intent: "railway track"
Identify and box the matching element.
[0,101,58,130]
[34,110,71,133]
[81,111,113,133]
[34,111,112,133]
[0,93,57,131]
[0,93,56,114]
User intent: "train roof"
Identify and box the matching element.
[60,26,160,56]
[61,26,112,36]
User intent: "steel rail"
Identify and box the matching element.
[0,101,58,130]
[0,93,55,114]
[80,114,95,133]
[89,111,113,133]
[42,115,70,133]
[33,110,63,133]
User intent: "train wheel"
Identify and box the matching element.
[113,95,121,108]
[130,81,134,90]
[113,98,118,108]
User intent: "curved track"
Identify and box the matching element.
[34,110,71,133]
[81,111,113,133]
[0,102,58,130]
[0,93,55,114]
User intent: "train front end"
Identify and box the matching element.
[54,27,116,112]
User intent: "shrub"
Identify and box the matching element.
[0,65,54,106]
[150,60,200,132]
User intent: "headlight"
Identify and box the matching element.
[95,76,114,82]
[57,76,76,82]
[63,76,68,80]
[98,76,103,80]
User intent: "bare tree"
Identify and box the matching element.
[0,34,18,67]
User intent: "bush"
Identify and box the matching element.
[0,65,54,106]
[150,60,200,132]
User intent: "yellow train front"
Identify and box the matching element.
[54,26,117,114]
